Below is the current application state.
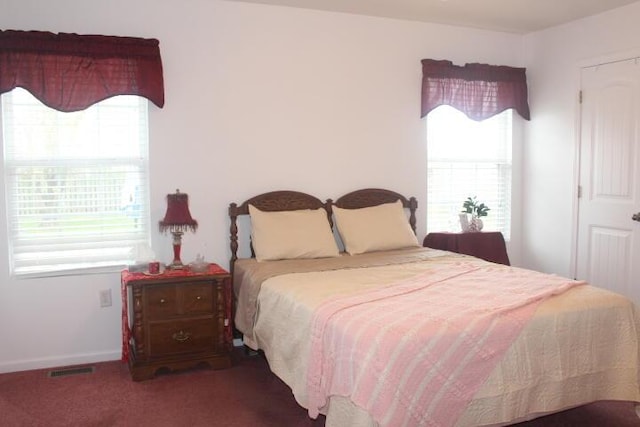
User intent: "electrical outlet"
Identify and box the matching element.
[99,289,112,307]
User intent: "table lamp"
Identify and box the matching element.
[159,189,198,269]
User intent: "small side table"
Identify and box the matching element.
[121,264,233,381]
[423,231,510,266]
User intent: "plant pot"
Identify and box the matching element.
[468,216,484,232]
[459,213,470,232]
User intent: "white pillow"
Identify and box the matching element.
[333,200,420,255]
[248,205,340,261]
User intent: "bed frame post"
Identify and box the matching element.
[325,199,334,229]
[409,196,418,235]
[229,203,239,276]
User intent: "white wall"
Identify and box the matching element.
[0,0,524,372]
[521,1,640,277]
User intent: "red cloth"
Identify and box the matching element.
[421,59,530,121]
[423,232,510,266]
[121,263,230,362]
[0,29,164,112]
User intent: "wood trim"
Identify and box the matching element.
[228,191,330,274]
[228,188,418,275]
[331,188,418,234]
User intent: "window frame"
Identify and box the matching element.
[1,89,151,278]
[426,106,513,239]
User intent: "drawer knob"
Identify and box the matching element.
[172,330,191,342]
[160,298,166,304]
[196,296,201,300]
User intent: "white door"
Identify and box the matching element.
[576,58,640,306]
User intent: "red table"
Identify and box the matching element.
[423,231,510,266]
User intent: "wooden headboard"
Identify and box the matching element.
[228,188,418,273]
[228,190,331,270]
[330,188,417,234]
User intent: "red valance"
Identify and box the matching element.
[0,29,164,112]
[421,59,530,121]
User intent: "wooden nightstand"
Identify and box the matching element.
[121,264,232,381]
[423,231,510,265]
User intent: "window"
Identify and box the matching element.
[1,88,150,277]
[426,106,512,238]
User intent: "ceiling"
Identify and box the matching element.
[224,0,639,33]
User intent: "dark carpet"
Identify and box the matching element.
[0,348,638,426]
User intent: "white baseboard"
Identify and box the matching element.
[0,350,121,374]
[2,341,247,374]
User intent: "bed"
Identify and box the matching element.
[229,188,640,427]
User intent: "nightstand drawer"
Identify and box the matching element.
[145,282,215,319]
[181,282,215,314]
[146,285,179,318]
[148,318,216,357]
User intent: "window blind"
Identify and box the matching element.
[2,88,150,276]
[426,106,512,238]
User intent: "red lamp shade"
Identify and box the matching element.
[159,189,197,269]
[159,190,198,233]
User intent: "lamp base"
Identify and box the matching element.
[166,261,186,270]
[167,231,186,270]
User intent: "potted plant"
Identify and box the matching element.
[460,196,490,232]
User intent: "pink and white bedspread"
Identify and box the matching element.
[234,248,640,427]
[306,262,583,427]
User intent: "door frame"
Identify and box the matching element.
[571,48,640,280]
